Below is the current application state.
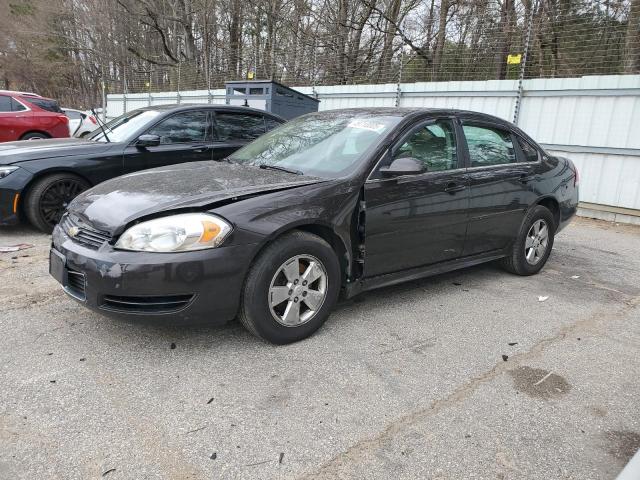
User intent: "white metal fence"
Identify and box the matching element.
[107,74,640,221]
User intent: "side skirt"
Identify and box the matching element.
[343,249,507,298]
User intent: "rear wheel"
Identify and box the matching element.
[238,231,341,344]
[500,205,555,275]
[25,174,90,233]
[21,132,49,140]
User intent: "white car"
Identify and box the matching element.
[62,108,98,137]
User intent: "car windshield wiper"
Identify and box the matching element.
[91,108,111,142]
[259,163,303,175]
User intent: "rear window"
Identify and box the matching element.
[24,97,63,113]
[65,110,84,120]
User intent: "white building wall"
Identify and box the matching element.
[107,75,640,214]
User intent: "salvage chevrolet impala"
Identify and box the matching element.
[49,108,579,344]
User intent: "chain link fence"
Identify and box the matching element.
[102,0,638,98]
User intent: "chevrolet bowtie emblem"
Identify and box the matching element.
[68,226,80,238]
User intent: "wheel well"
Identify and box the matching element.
[252,224,350,288]
[18,171,92,216]
[537,197,560,229]
[295,225,350,286]
[20,130,51,139]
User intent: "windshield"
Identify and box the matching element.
[88,110,161,143]
[228,112,402,178]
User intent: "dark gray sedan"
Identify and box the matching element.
[50,108,579,344]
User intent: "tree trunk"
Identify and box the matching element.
[432,0,449,80]
[378,0,401,82]
[624,0,640,73]
[175,0,196,61]
[495,0,515,79]
[228,0,242,78]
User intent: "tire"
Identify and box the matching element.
[500,205,555,276]
[238,231,341,344]
[24,173,90,233]
[21,132,49,140]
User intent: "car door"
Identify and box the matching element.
[211,111,268,159]
[0,95,32,142]
[364,117,470,277]
[460,119,538,256]
[122,109,214,172]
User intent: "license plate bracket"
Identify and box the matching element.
[49,249,67,286]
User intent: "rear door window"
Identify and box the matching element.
[215,112,266,141]
[462,124,516,167]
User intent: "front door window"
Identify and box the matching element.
[393,119,458,172]
[146,111,209,144]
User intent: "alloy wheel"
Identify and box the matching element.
[268,255,328,327]
[525,219,549,265]
[39,179,86,227]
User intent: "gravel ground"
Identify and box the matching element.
[1,217,639,480]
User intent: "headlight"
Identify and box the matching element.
[115,213,232,252]
[0,166,19,179]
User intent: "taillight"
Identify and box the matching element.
[574,165,579,187]
[89,115,97,125]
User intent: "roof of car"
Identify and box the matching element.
[0,90,42,97]
[123,105,515,130]
[138,103,285,118]
[308,107,515,128]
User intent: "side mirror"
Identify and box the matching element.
[136,134,161,148]
[379,157,426,177]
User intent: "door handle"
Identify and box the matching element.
[189,145,210,153]
[444,182,466,194]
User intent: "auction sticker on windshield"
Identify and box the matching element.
[347,119,387,133]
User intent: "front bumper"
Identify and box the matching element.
[0,167,33,225]
[50,224,258,325]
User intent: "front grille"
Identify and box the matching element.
[66,269,86,300]
[61,215,111,249]
[101,294,194,314]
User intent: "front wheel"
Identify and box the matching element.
[24,173,90,233]
[238,231,341,344]
[500,205,555,275]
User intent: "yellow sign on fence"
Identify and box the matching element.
[507,54,522,65]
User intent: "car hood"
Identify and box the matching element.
[0,138,115,164]
[68,161,324,234]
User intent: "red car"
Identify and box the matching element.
[0,91,69,142]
